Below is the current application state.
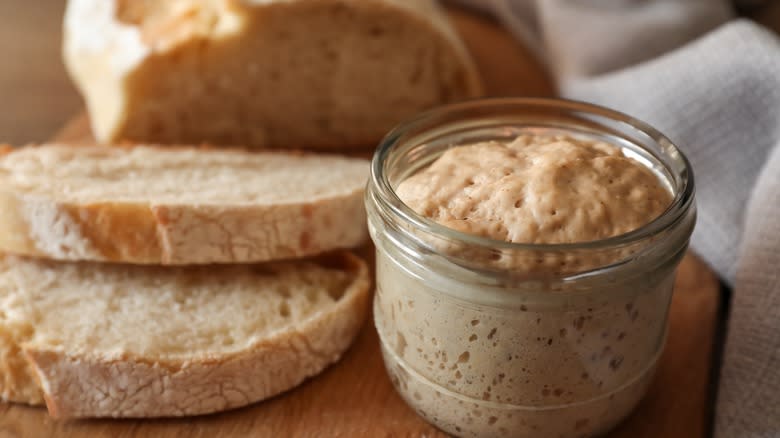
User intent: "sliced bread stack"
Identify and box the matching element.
[0,0,482,419]
[0,144,372,418]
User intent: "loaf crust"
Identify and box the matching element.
[0,144,368,264]
[3,252,370,418]
[63,0,483,149]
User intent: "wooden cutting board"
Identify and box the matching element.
[0,8,721,438]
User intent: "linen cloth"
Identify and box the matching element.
[452,1,780,436]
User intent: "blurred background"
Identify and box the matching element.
[0,2,80,145]
[1,1,779,145]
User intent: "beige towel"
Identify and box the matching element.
[453,1,780,436]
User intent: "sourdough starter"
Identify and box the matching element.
[373,134,675,437]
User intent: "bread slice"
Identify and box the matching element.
[63,0,483,150]
[0,144,368,265]
[0,251,370,418]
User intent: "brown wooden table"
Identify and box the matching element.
[0,7,722,438]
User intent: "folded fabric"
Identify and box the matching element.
[564,20,780,438]
[449,1,780,436]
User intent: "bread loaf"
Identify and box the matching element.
[63,0,483,150]
[0,144,368,264]
[0,251,370,418]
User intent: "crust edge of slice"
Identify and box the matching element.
[0,145,369,265]
[19,252,371,419]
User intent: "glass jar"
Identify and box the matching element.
[365,98,696,438]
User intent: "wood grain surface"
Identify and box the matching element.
[0,7,721,438]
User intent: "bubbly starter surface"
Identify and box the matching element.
[396,134,671,244]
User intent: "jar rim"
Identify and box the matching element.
[369,97,696,254]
